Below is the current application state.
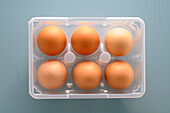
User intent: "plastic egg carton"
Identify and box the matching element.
[28,17,145,99]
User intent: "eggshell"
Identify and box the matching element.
[105,28,134,56]
[37,26,67,56]
[73,61,102,90]
[105,60,134,90]
[71,26,100,55]
[38,60,67,89]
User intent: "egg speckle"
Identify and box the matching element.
[38,60,67,89]
[71,26,100,55]
[73,61,102,90]
[37,26,67,56]
[105,28,134,56]
[105,61,134,90]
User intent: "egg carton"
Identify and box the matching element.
[28,17,145,99]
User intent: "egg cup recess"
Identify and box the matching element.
[29,17,145,99]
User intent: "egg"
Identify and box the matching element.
[38,60,67,89]
[105,60,134,90]
[37,26,67,56]
[71,26,100,55]
[73,61,102,90]
[105,28,134,56]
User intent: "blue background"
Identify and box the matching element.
[0,0,170,113]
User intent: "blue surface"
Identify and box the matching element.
[0,0,170,113]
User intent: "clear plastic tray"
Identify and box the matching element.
[28,17,145,99]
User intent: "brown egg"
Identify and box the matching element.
[71,26,100,55]
[38,60,67,89]
[73,61,102,90]
[105,61,134,90]
[37,26,67,56]
[105,28,134,56]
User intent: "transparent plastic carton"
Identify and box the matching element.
[28,17,145,99]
